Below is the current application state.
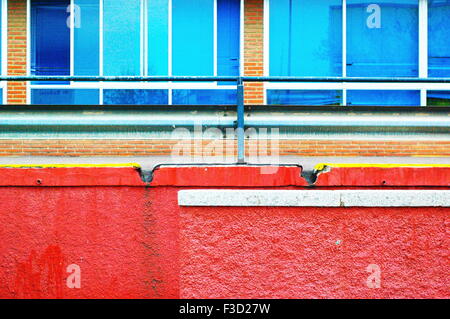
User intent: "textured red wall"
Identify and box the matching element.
[179,205,448,298]
[0,187,180,299]
[0,165,448,299]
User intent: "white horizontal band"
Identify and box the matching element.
[178,190,450,207]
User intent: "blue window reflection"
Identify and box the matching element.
[267,90,342,105]
[347,0,419,77]
[31,0,70,77]
[347,90,420,106]
[172,0,214,76]
[31,89,100,105]
[427,91,450,106]
[270,0,342,76]
[429,0,450,77]
[0,3,2,75]
[74,0,99,76]
[148,0,169,76]
[103,89,169,105]
[218,0,241,77]
[103,0,141,76]
[173,90,236,105]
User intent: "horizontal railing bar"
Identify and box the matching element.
[3,75,450,165]
[1,76,450,83]
[0,76,239,82]
[1,104,449,112]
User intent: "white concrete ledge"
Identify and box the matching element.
[178,190,450,207]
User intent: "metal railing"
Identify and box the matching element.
[2,75,450,163]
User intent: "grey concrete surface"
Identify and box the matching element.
[178,189,450,207]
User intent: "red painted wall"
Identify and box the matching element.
[0,165,448,299]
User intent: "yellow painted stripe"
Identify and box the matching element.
[0,163,141,168]
[314,163,450,171]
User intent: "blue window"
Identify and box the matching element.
[173,90,237,105]
[74,0,100,76]
[347,91,420,106]
[268,0,435,106]
[31,89,100,105]
[103,90,169,105]
[268,0,343,105]
[0,3,3,104]
[427,91,450,106]
[172,0,214,76]
[267,90,342,105]
[218,0,241,77]
[103,0,141,76]
[429,0,450,77]
[347,0,418,77]
[269,0,342,76]
[30,0,240,105]
[148,0,169,76]
[0,2,2,76]
[31,0,70,76]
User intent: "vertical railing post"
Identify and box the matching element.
[237,77,245,164]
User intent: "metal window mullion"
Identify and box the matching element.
[263,0,270,103]
[168,0,172,105]
[26,0,31,104]
[1,0,6,78]
[213,0,217,78]
[99,0,104,104]
[70,0,75,83]
[342,0,347,106]
[1,0,8,104]
[419,0,429,106]
[239,0,244,77]
[140,0,148,77]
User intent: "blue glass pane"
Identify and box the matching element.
[347,90,420,106]
[172,0,214,76]
[74,0,99,75]
[429,0,450,77]
[0,4,2,75]
[172,90,236,105]
[347,0,418,77]
[148,0,169,76]
[103,90,169,105]
[103,0,141,76]
[218,0,240,77]
[427,91,450,106]
[31,89,100,105]
[31,0,70,76]
[269,0,342,76]
[0,89,3,105]
[267,90,342,105]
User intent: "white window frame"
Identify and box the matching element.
[263,0,450,106]
[27,0,242,105]
[1,0,7,104]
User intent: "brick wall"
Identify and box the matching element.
[0,139,448,157]
[244,0,264,105]
[7,0,27,104]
